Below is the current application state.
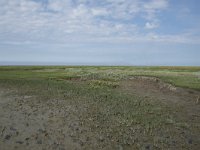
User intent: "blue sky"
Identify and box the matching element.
[0,0,200,65]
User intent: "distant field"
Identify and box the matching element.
[0,66,200,150]
[0,66,200,90]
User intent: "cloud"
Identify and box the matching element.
[143,0,168,10]
[143,0,168,20]
[47,0,69,12]
[145,22,159,29]
[91,8,108,16]
[0,0,199,46]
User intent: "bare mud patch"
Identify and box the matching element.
[0,89,90,150]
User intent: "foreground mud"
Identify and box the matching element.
[0,90,88,150]
[0,78,200,150]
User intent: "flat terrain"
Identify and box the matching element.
[0,66,200,150]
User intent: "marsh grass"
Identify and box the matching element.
[0,66,200,149]
[0,66,199,90]
[88,80,119,89]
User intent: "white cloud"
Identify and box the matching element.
[91,8,108,16]
[144,0,168,10]
[145,22,159,29]
[143,0,168,20]
[0,0,199,45]
[48,0,68,12]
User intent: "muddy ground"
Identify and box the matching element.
[0,78,200,150]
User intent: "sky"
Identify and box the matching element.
[0,0,200,66]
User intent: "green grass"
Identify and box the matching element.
[0,66,200,90]
[0,66,199,149]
